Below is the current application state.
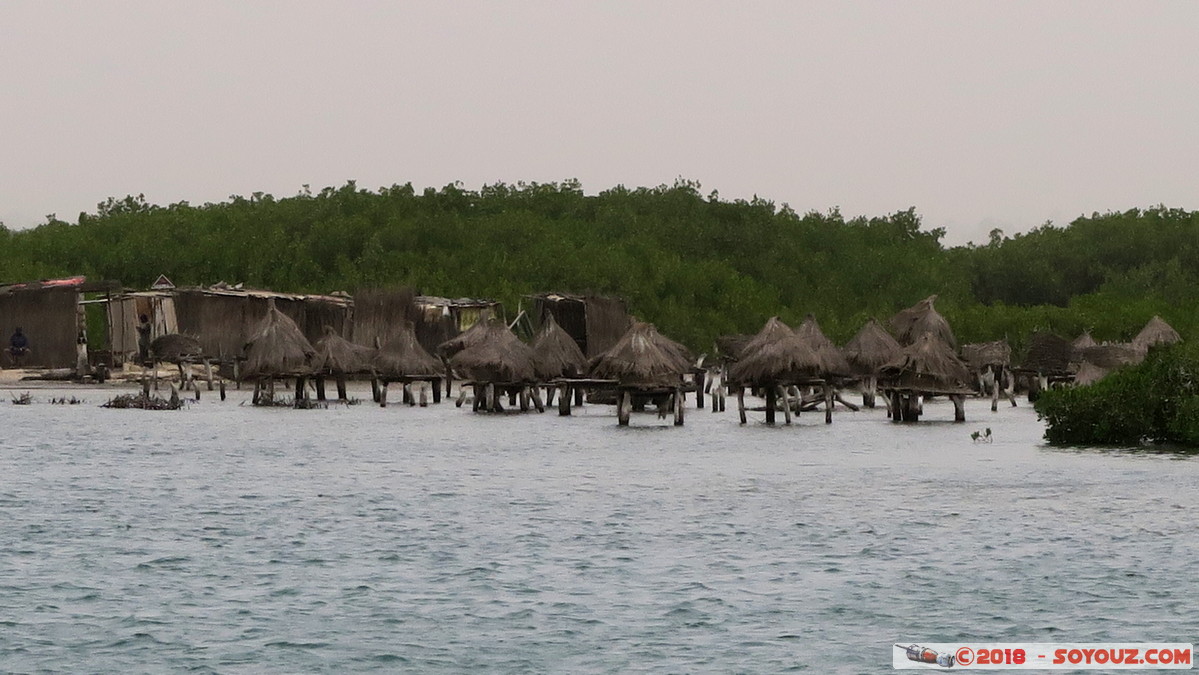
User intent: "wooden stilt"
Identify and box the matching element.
[315,376,327,401]
[336,375,348,401]
[470,384,481,411]
[251,379,261,405]
[232,359,241,388]
[371,378,381,403]
[546,385,556,407]
[219,380,226,401]
[419,382,429,407]
[674,389,685,426]
[531,387,545,413]
[779,385,792,425]
[765,386,777,425]
[574,387,583,407]
[379,382,389,408]
[169,385,180,408]
[617,390,631,426]
[204,360,214,391]
[891,391,902,422]
[558,384,570,416]
[864,375,876,408]
[431,379,441,404]
[519,388,530,412]
[952,394,966,422]
[824,384,833,424]
[507,389,518,407]
[738,387,747,424]
[990,366,1000,412]
[402,383,414,406]
[694,370,705,410]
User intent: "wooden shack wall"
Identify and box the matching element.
[0,289,80,368]
[535,297,588,355]
[351,288,416,349]
[175,291,249,360]
[583,296,630,358]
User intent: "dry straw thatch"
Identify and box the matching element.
[375,322,443,379]
[312,326,374,375]
[889,295,956,348]
[448,321,537,383]
[728,317,823,386]
[150,334,203,363]
[242,298,315,378]
[960,340,1012,370]
[589,321,692,388]
[1072,361,1110,386]
[1020,332,1074,375]
[794,314,851,377]
[1077,343,1142,370]
[715,334,753,361]
[842,319,903,376]
[1132,315,1181,351]
[1072,331,1097,351]
[531,313,588,380]
[880,331,972,392]
[436,319,494,360]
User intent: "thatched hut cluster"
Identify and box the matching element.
[879,332,973,422]
[889,295,956,348]
[843,318,903,408]
[727,317,822,425]
[589,321,692,425]
[442,319,543,413]
[243,298,316,405]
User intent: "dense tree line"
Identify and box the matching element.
[0,180,1195,353]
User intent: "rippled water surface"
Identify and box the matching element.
[1,385,1197,672]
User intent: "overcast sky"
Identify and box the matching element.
[2,1,1196,245]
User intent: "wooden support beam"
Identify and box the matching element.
[779,385,792,425]
[558,384,571,416]
[824,383,833,424]
[617,390,631,426]
[737,387,747,424]
[674,388,685,426]
[431,379,442,404]
[952,394,966,422]
[530,387,545,413]
[765,386,776,425]
[379,381,389,408]
[336,375,348,401]
[694,370,705,409]
[315,376,327,402]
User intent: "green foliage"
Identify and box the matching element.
[1035,342,1199,447]
[0,182,1196,355]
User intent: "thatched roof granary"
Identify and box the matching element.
[880,332,972,393]
[842,319,903,376]
[242,298,315,378]
[960,340,1012,371]
[714,334,753,362]
[374,322,444,379]
[1132,315,1181,351]
[1078,343,1142,370]
[1019,332,1074,375]
[530,313,588,380]
[1073,361,1110,386]
[889,295,956,348]
[589,321,692,388]
[150,334,203,363]
[312,326,374,375]
[794,314,851,377]
[1072,331,1097,351]
[728,317,823,386]
[437,319,494,361]
[448,321,537,384]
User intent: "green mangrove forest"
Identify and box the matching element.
[1,179,1196,355]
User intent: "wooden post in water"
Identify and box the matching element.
[557,384,570,416]
[470,384,481,411]
[419,382,429,407]
[546,385,556,407]
[336,375,348,401]
[674,388,685,426]
[824,383,834,424]
[204,360,214,391]
[765,386,777,425]
[379,382,389,408]
[863,376,876,408]
[519,388,530,412]
[779,385,792,425]
[219,380,226,401]
[530,387,545,413]
[431,379,441,404]
[737,387,747,424]
[402,383,414,406]
[952,394,966,422]
[574,388,583,407]
[694,370,705,410]
[617,390,631,426]
[315,376,327,402]
[990,365,1000,412]
[371,378,381,403]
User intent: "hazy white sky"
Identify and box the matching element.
[2,1,1196,245]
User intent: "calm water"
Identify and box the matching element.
[0,385,1196,673]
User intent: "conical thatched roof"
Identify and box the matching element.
[436,319,493,360]
[1072,331,1097,351]
[728,317,824,385]
[531,313,587,380]
[879,331,972,392]
[1073,361,1110,386]
[842,319,903,376]
[889,295,956,348]
[448,322,536,383]
[588,321,692,387]
[960,340,1011,370]
[1132,315,1181,351]
[150,334,203,363]
[1078,343,1143,369]
[375,322,443,378]
[715,334,753,361]
[793,314,851,377]
[1020,332,1073,375]
[312,326,373,375]
[243,298,315,378]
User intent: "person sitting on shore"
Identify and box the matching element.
[7,327,30,367]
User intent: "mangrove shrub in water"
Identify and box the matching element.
[1035,342,1199,447]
